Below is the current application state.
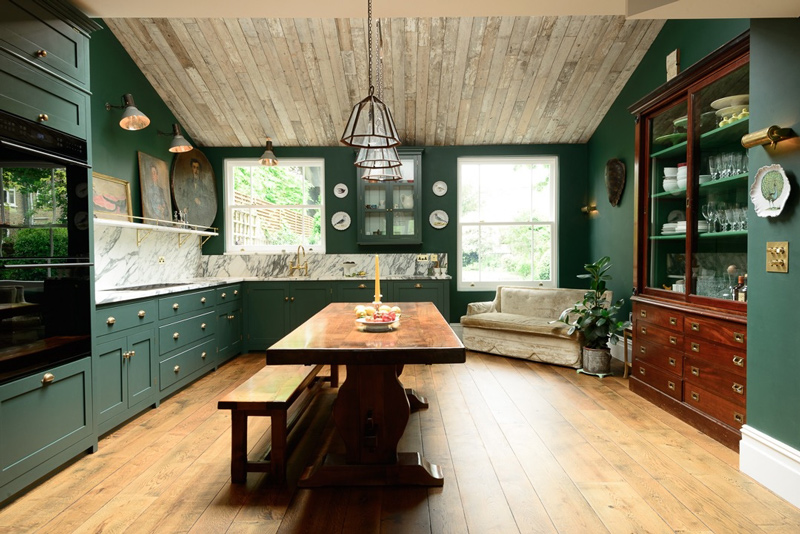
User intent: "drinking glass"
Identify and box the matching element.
[739,206,748,231]
[715,202,728,232]
[709,155,720,180]
[701,202,713,233]
[727,208,740,231]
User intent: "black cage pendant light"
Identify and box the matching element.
[340,0,400,149]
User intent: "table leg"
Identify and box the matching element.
[395,364,428,410]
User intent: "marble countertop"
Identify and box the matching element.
[96,275,451,305]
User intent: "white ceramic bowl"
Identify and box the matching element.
[663,178,678,193]
[664,167,678,177]
[677,177,687,189]
[699,174,712,184]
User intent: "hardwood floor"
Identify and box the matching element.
[1,351,799,533]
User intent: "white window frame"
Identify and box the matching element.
[456,156,559,291]
[224,158,326,254]
[3,188,16,207]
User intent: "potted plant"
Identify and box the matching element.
[555,256,631,376]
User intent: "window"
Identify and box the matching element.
[225,158,325,253]
[3,188,15,207]
[457,156,558,291]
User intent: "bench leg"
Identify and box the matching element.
[270,409,288,483]
[330,364,339,388]
[231,411,248,484]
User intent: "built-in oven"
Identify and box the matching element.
[0,109,92,383]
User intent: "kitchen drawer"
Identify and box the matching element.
[335,281,375,302]
[635,320,683,350]
[684,355,746,408]
[159,310,215,356]
[0,0,89,89]
[685,383,746,430]
[634,302,683,332]
[96,300,157,336]
[685,315,746,348]
[632,358,682,401]
[634,339,683,375]
[683,337,746,378]
[158,289,215,320]
[0,51,88,139]
[159,338,215,391]
[216,285,242,304]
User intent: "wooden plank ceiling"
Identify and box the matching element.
[105,16,664,148]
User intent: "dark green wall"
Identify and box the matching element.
[89,20,189,217]
[586,19,750,319]
[746,19,800,450]
[202,144,590,320]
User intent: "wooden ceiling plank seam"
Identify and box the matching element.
[402,17,418,144]
[462,16,502,145]
[476,16,517,144]
[308,19,346,142]
[387,18,406,144]
[293,18,337,144]
[444,17,474,145]
[279,19,323,146]
[253,19,303,135]
[335,18,361,121]
[454,17,486,146]
[424,17,444,145]
[499,17,543,143]
[414,18,430,144]
[319,19,351,127]
[434,17,459,145]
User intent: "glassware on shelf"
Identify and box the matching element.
[739,206,748,231]
[701,203,714,233]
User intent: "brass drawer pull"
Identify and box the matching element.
[358,284,366,289]
[640,346,646,354]
[35,49,48,58]
[691,391,699,402]
[734,332,744,343]
[138,310,146,318]
[41,372,55,385]
[107,316,116,325]
[234,290,239,296]
[691,342,700,353]
[201,323,207,330]
[173,332,180,339]
[668,357,676,367]
[667,381,675,391]
[734,413,744,423]
[691,366,699,377]
[221,292,227,299]
[669,317,677,326]
[669,336,677,345]
[640,326,647,335]
[732,383,744,395]
[122,351,131,360]
[639,367,646,376]
[284,297,289,302]
[37,113,49,122]
[228,314,235,320]
[174,365,181,373]
[640,310,647,318]
[173,303,179,310]
[415,283,422,289]
[201,351,207,359]
[732,355,744,367]
[290,297,295,302]
[690,322,700,331]
[201,297,206,304]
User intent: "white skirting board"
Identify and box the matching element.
[740,425,800,508]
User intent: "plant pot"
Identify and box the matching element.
[582,346,612,375]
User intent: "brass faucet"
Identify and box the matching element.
[289,245,308,276]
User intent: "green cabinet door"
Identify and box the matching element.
[95,337,126,423]
[245,284,289,351]
[217,300,243,362]
[127,329,156,406]
[392,280,450,322]
[334,280,376,303]
[289,283,332,329]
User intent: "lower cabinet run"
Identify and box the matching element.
[630,298,747,450]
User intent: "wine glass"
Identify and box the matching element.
[701,202,714,233]
[739,206,748,231]
[709,155,720,181]
[715,202,728,232]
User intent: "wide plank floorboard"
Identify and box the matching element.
[1,351,798,533]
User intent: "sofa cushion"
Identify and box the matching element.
[460,312,582,341]
[498,287,586,319]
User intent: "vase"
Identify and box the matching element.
[582,346,612,375]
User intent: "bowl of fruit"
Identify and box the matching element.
[354,304,402,332]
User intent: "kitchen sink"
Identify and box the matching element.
[110,283,191,291]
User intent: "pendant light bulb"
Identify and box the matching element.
[259,137,278,166]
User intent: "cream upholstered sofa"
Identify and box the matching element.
[460,286,606,369]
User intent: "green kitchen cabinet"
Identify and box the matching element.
[0,357,95,502]
[216,285,243,363]
[334,280,377,303]
[392,279,450,322]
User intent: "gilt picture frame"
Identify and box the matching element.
[92,172,132,222]
[138,152,172,225]
[170,148,218,229]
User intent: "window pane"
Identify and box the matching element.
[532,224,553,281]
[460,166,480,222]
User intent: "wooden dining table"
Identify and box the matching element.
[266,301,465,486]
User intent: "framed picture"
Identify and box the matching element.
[92,172,132,222]
[170,148,218,228]
[138,152,172,224]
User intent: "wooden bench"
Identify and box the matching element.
[218,364,338,484]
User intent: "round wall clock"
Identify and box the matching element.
[333,183,348,198]
[429,210,449,229]
[331,211,351,230]
[432,181,448,196]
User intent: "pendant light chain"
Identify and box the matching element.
[367,0,373,95]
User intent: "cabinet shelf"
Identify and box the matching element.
[94,217,218,248]
[700,117,749,149]
[650,142,687,159]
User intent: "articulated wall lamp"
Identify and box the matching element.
[158,123,193,153]
[105,93,150,131]
[259,137,278,166]
[741,125,796,149]
[581,203,598,215]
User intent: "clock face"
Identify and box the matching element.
[331,211,351,230]
[333,183,348,198]
[429,210,449,229]
[432,181,448,196]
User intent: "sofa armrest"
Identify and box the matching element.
[466,301,494,315]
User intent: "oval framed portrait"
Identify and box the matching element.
[170,149,218,228]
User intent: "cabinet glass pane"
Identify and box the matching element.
[364,185,386,210]
[391,211,414,235]
[363,212,386,236]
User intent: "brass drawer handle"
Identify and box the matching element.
[234,290,239,296]
[358,284,366,289]
[640,346,646,354]
[138,310,146,318]
[640,326,647,335]
[640,310,647,318]
[37,113,49,122]
[734,332,744,343]
[669,317,677,326]
[290,297,295,302]
[691,391,699,402]
[734,412,744,423]
[201,323,207,330]
[221,292,227,299]
[174,365,181,373]
[690,322,700,331]
[201,351,207,359]
[107,316,116,325]
[691,342,700,353]
[667,381,675,391]
[638,367,646,376]
[415,283,422,289]
[228,314,235,320]
[732,355,744,367]
[41,372,55,385]
[691,366,699,377]
[173,303,179,310]
[35,49,48,58]
[668,357,676,367]
[732,383,744,395]
[669,336,677,345]
[201,297,206,304]
[284,297,289,301]
[173,332,180,339]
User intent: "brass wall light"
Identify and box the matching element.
[741,125,796,149]
[259,137,278,166]
[105,93,150,131]
[581,204,598,215]
[158,123,192,153]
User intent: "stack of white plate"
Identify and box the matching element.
[661,222,678,234]
[675,221,687,233]
[698,221,710,232]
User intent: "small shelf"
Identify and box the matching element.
[698,230,747,238]
[650,234,687,240]
[650,141,687,159]
[700,117,749,149]
[94,216,218,247]
[652,191,685,199]
[699,173,748,192]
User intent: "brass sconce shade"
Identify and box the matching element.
[581,204,598,215]
[259,137,278,166]
[362,165,403,181]
[355,146,402,169]
[158,123,193,153]
[741,125,796,149]
[105,93,150,131]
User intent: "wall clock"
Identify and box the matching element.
[432,181,448,196]
[331,211,351,230]
[429,210,449,229]
[333,183,348,198]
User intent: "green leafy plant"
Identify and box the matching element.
[555,256,631,349]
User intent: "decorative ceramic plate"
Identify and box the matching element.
[331,211,351,230]
[667,210,685,222]
[673,116,688,129]
[356,317,400,332]
[751,164,790,218]
[654,133,687,146]
[432,181,448,196]
[429,210,449,229]
[710,94,749,110]
[714,105,748,118]
[333,183,348,198]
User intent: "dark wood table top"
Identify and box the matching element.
[266,302,465,366]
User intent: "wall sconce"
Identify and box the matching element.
[158,123,192,153]
[259,137,278,166]
[105,93,150,131]
[581,204,598,215]
[741,125,796,149]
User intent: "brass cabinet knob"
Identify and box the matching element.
[234,290,239,296]
[284,297,289,302]
[201,323,206,330]
[35,49,48,58]
[732,355,744,367]
[174,365,180,373]
[173,332,180,339]
[138,310,146,318]
[228,314,235,320]
[221,292,227,299]
[290,297,295,302]
[130,350,135,358]
[358,284,366,289]
[732,383,744,395]
[201,297,206,303]
[37,113,49,122]
[107,316,116,325]
[173,303,179,310]
[201,351,207,359]
[122,351,130,360]
[415,283,422,289]
[41,372,55,385]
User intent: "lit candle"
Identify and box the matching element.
[374,254,381,303]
